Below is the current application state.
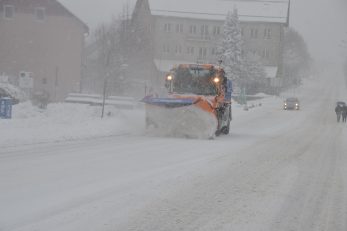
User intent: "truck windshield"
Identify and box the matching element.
[172,67,218,95]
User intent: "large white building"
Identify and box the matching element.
[132,0,290,91]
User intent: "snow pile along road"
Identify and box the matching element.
[0,102,145,147]
[1,94,275,146]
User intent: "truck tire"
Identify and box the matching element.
[222,121,230,134]
[222,107,231,135]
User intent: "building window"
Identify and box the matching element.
[163,44,170,53]
[4,5,15,19]
[264,28,271,39]
[187,46,195,55]
[250,49,257,56]
[201,25,209,35]
[251,28,258,39]
[262,48,271,58]
[213,26,220,35]
[176,24,183,33]
[189,25,197,34]
[241,27,244,36]
[42,78,47,84]
[164,23,171,33]
[211,47,219,56]
[35,7,46,21]
[175,44,182,54]
[199,47,207,58]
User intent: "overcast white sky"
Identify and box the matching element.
[59,0,347,64]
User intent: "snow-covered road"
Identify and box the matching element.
[1,72,347,231]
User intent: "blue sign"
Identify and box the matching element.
[0,97,12,119]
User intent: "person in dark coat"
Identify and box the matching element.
[335,105,342,122]
[342,105,347,123]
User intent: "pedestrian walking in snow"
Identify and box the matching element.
[335,105,342,122]
[342,105,347,123]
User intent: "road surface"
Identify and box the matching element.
[1,73,347,231]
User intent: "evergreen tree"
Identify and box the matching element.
[218,9,243,81]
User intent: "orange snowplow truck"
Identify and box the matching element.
[142,64,232,138]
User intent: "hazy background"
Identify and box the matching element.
[59,0,347,65]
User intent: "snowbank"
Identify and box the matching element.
[0,94,283,147]
[0,102,145,147]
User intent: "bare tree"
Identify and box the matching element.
[83,14,129,95]
[283,28,312,88]
[83,1,156,97]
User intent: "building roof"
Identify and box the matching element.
[148,0,289,24]
[55,0,89,33]
[0,0,89,33]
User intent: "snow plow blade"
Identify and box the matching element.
[141,97,195,108]
[142,97,218,139]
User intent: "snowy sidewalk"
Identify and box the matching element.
[0,103,145,147]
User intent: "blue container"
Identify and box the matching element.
[0,97,12,119]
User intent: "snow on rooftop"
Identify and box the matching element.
[148,0,289,23]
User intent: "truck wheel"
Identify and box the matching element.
[222,119,231,135]
[215,129,222,137]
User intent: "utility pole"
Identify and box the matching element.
[54,66,59,101]
[101,73,109,118]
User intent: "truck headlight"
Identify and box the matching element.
[213,77,220,83]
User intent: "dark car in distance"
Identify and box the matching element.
[284,97,300,110]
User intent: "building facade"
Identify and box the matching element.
[133,0,290,91]
[0,0,88,101]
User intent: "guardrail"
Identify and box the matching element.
[65,93,136,110]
